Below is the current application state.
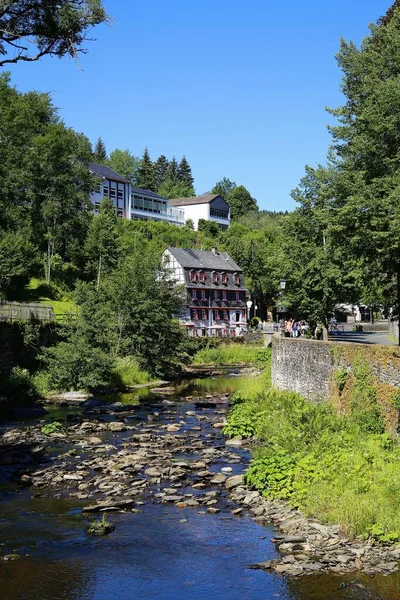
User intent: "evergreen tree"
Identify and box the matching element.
[136,147,156,191]
[165,156,179,183]
[154,155,169,190]
[93,137,107,163]
[177,155,194,187]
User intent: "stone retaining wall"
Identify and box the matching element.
[389,318,399,341]
[272,336,400,402]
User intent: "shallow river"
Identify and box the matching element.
[1,376,400,600]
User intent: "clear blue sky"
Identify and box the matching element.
[7,0,390,211]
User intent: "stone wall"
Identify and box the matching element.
[272,336,400,402]
[272,337,333,400]
[389,318,399,341]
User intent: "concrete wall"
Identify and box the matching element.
[272,336,400,402]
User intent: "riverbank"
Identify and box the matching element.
[225,364,400,576]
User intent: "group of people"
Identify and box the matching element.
[283,318,308,337]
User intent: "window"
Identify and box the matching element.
[200,270,206,283]
[191,289,197,300]
[242,309,247,319]
[103,184,109,196]
[214,290,220,300]
[200,290,206,300]
[234,273,241,286]
[117,189,124,200]
[192,328,198,337]
[223,310,229,320]
[210,208,229,219]
[201,309,208,320]
[191,309,199,320]
[117,208,123,217]
[222,290,227,301]
[222,272,228,285]
[189,270,198,283]
[212,271,219,284]
[235,291,240,302]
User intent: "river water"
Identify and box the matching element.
[1,376,400,600]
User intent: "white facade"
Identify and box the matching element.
[169,195,230,230]
[181,203,209,229]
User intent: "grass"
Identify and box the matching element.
[192,344,269,367]
[24,278,77,322]
[225,361,400,542]
[112,356,153,387]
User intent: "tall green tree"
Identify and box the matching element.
[211,177,236,198]
[165,156,179,183]
[177,155,194,187]
[323,4,400,319]
[136,147,156,191]
[226,185,258,220]
[108,148,139,183]
[93,137,107,163]
[154,155,169,190]
[27,123,93,284]
[0,0,107,67]
[84,198,120,290]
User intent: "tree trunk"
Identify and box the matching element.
[96,253,102,291]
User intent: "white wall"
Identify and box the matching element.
[182,204,210,229]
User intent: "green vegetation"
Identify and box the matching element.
[193,345,270,367]
[86,513,115,536]
[112,357,152,387]
[226,361,400,541]
[41,421,65,436]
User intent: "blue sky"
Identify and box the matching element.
[7,0,390,211]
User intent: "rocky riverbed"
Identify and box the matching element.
[0,382,399,583]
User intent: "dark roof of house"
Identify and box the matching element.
[167,247,242,272]
[131,187,168,201]
[168,194,221,207]
[89,162,130,184]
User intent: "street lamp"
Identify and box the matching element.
[280,279,287,291]
[246,299,253,322]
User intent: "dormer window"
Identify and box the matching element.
[200,270,206,283]
[190,270,198,283]
[234,273,241,286]
[222,272,228,285]
[212,271,219,284]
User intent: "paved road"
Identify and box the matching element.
[329,331,397,346]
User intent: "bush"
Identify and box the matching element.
[41,338,115,392]
[1,366,36,401]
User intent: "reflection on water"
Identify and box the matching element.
[100,375,247,406]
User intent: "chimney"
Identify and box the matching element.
[211,247,218,255]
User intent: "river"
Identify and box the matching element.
[0,375,400,600]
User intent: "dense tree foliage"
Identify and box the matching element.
[107,148,139,184]
[0,0,107,67]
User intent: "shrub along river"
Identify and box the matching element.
[1,374,400,600]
